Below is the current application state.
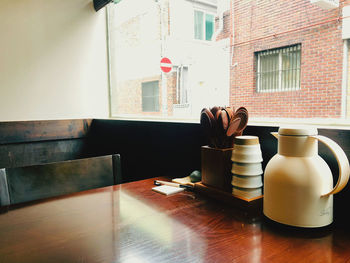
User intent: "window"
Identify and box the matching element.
[174,65,189,105]
[142,81,159,112]
[194,10,214,41]
[108,0,225,120]
[256,45,301,92]
[107,1,350,124]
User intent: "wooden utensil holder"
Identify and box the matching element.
[201,146,233,193]
[194,182,263,214]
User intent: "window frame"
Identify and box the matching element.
[256,44,301,93]
[106,3,350,127]
[193,9,215,42]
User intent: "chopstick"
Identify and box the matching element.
[154,180,194,190]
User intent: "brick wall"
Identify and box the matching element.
[216,10,231,41]
[111,73,177,117]
[347,40,350,117]
[112,76,162,116]
[231,0,349,118]
[167,71,177,115]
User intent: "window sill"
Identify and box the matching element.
[109,115,350,129]
[173,103,190,109]
[249,117,350,130]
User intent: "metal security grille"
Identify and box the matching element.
[257,44,301,92]
[175,65,189,105]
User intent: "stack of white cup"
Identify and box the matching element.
[231,136,263,199]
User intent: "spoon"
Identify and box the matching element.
[223,107,234,123]
[221,110,229,131]
[226,117,242,137]
[200,108,216,147]
[210,106,221,120]
[234,107,248,134]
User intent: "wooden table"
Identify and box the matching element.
[1,178,350,263]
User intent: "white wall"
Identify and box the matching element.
[0,0,109,121]
[109,0,161,81]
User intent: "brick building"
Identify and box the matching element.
[231,0,350,119]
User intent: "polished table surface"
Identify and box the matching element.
[1,177,350,263]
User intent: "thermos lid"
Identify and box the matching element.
[234,135,260,145]
[278,127,318,136]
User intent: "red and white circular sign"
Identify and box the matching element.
[160,57,172,73]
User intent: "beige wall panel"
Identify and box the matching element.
[0,0,109,121]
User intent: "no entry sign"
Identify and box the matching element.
[160,57,172,73]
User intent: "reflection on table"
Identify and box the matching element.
[0,177,349,263]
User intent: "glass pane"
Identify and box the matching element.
[194,10,204,40]
[274,52,278,90]
[142,81,158,96]
[281,45,301,90]
[282,52,290,90]
[107,1,348,123]
[142,81,159,112]
[205,14,214,41]
[259,53,278,91]
[181,66,189,104]
[108,0,230,120]
[142,97,157,112]
[296,50,301,88]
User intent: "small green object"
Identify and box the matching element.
[189,170,201,183]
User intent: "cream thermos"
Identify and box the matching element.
[264,127,350,227]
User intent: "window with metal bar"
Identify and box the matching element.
[256,45,301,92]
[174,65,189,105]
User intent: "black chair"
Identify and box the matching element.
[0,154,121,206]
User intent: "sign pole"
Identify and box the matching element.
[161,71,167,116]
[160,57,173,116]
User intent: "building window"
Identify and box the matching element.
[256,44,301,92]
[174,65,189,105]
[194,10,214,41]
[142,81,159,112]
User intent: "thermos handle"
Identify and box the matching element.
[311,135,350,196]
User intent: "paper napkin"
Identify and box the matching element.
[152,185,184,195]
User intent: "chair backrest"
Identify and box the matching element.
[0,169,10,206]
[0,154,121,206]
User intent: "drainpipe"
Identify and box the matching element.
[341,40,348,118]
[211,11,224,41]
[230,0,235,67]
[156,0,168,116]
